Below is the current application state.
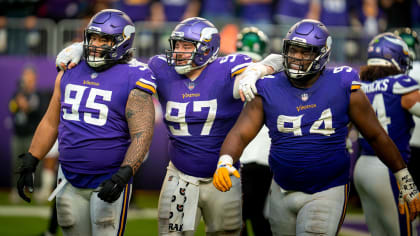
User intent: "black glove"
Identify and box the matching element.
[17,152,40,203]
[98,166,133,203]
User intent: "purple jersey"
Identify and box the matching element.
[59,61,156,176]
[256,66,361,194]
[359,74,419,161]
[148,54,252,177]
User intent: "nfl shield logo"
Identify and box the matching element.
[301,93,309,102]
[188,82,195,90]
[91,73,98,79]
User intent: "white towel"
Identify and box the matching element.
[168,171,200,232]
[48,165,68,201]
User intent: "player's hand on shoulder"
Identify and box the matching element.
[236,60,278,102]
[213,155,240,192]
[17,152,40,203]
[394,168,420,220]
[56,42,83,71]
[98,166,133,203]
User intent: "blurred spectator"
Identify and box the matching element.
[8,65,43,203]
[379,0,411,29]
[274,0,316,26]
[0,0,41,55]
[237,0,273,26]
[347,0,386,63]
[37,0,91,22]
[199,0,235,26]
[309,0,357,62]
[150,0,200,27]
[150,0,200,59]
[411,0,420,28]
[352,0,386,38]
[0,16,7,54]
[112,0,153,22]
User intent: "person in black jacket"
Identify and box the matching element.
[9,65,43,203]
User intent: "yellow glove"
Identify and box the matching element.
[213,155,240,192]
[394,168,420,221]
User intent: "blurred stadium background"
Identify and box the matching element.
[1,0,420,235]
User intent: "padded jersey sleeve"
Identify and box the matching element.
[255,74,275,99]
[129,60,157,95]
[391,74,420,95]
[335,66,362,95]
[225,53,253,79]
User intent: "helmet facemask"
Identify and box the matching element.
[83,30,118,68]
[166,38,207,75]
[283,40,330,80]
[165,17,220,75]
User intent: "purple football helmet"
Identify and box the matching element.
[282,19,332,79]
[367,32,410,73]
[83,9,135,69]
[166,17,220,74]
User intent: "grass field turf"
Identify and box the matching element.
[0,189,365,236]
[0,190,207,236]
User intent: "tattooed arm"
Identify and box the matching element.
[97,88,155,203]
[122,88,155,174]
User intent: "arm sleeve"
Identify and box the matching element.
[260,54,284,73]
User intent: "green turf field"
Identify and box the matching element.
[0,189,365,236]
[0,216,208,236]
[0,190,208,236]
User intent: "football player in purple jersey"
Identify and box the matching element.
[213,19,420,235]
[149,18,283,236]
[16,9,156,236]
[353,32,420,236]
